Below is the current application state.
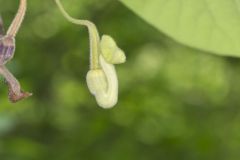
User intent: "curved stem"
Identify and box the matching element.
[55,0,100,70]
[6,0,27,37]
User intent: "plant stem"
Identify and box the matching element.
[55,0,101,70]
[7,0,27,37]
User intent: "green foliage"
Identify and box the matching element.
[120,0,240,57]
[0,0,240,160]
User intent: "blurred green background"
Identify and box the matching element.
[1,0,240,160]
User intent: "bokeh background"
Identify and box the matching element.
[0,0,240,160]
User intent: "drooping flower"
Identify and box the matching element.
[0,0,32,102]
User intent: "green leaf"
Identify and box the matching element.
[119,0,240,57]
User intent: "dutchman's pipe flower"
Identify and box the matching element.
[55,0,126,108]
[0,0,32,102]
[87,56,119,109]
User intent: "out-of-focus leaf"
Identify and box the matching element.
[119,0,240,57]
